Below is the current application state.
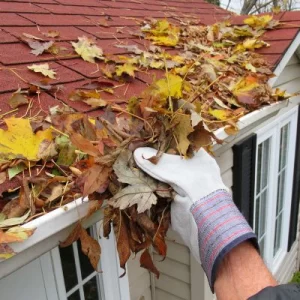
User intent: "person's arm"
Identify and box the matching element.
[215,241,277,300]
[134,148,290,300]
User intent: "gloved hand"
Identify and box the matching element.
[134,147,257,290]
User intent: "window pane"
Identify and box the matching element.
[255,196,260,236]
[259,237,265,259]
[68,290,80,300]
[274,212,283,256]
[279,124,289,170]
[256,143,262,193]
[59,245,78,292]
[84,276,100,300]
[276,169,286,215]
[259,190,267,239]
[261,139,270,189]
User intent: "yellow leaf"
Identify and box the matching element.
[142,20,180,47]
[84,98,107,108]
[232,76,260,105]
[209,108,231,121]
[149,60,164,69]
[0,227,35,243]
[27,63,56,79]
[72,36,103,63]
[173,114,194,156]
[152,74,183,100]
[0,244,15,259]
[115,63,137,77]
[244,15,273,28]
[0,118,53,160]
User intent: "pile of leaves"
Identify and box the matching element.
[0,15,295,276]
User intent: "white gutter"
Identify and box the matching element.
[1,31,300,280]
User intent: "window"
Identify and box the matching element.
[49,221,131,300]
[254,107,298,272]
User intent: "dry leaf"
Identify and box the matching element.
[0,118,53,160]
[28,63,56,79]
[8,92,29,108]
[140,248,160,278]
[79,226,101,270]
[72,36,103,63]
[0,227,35,243]
[0,243,15,259]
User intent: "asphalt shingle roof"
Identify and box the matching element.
[0,1,299,116]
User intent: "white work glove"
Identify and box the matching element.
[134,147,257,290]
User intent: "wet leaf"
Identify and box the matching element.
[153,74,183,100]
[72,36,103,63]
[140,249,160,278]
[27,63,56,79]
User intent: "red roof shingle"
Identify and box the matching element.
[0,0,299,115]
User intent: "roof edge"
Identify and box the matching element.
[269,30,300,87]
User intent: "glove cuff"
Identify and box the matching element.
[190,189,258,291]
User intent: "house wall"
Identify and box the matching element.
[127,54,300,300]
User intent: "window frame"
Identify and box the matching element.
[41,221,130,300]
[254,106,298,273]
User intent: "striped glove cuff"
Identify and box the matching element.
[190,189,258,291]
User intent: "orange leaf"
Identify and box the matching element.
[79,227,101,271]
[140,249,160,278]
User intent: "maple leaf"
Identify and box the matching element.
[109,150,158,213]
[152,74,183,101]
[142,20,180,47]
[172,114,194,156]
[72,36,103,63]
[27,63,56,79]
[244,15,273,29]
[115,63,137,77]
[0,118,53,161]
[22,35,54,56]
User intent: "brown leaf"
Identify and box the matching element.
[140,249,160,278]
[0,172,6,185]
[0,243,15,259]
[69,132,100,157]
[77,164,111,197]
[0,227,35,243]
[103,206,115,238]
[79,226,101,271]
[113,212,131,275]
[81,81,114,90]
[8,93,29,108]
[60,222,82,247]
[84,200,103,220]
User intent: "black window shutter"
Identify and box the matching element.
[288,105,300,251]
[232,134,257,227]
